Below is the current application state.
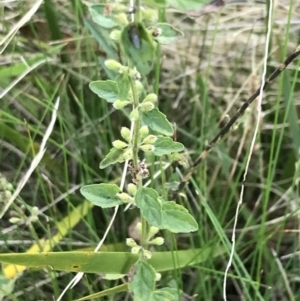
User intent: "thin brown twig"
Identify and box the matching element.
[173,45,300,196]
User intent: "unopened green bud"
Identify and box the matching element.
[143,250,152,259]
[142,135,157,144]
[130,108,139,121]
[9,217,21,224]
[126,238,138,248]
[30,215,39,223]
[113,100,131,110]
[132,246,141,254]
[136,222,142,233]
[112,140,128,149]
[148,226,159,239]
[135,80,143,95]
[117,192,134,203]
[139,126,149,139]
[6,183,13,191]
[140,144,154,152]
[127,183,137,195]
[149,237,164,245]
[128,68,141,80]
[110,30,122,42]
[141,8,158,23]
[105,59,123,71]
[155,273,161,281]
[31,206,39,216]
[143,93,157,103]
[4,190,12,201]
[139,102,154,112]
[121,127,131,142]
[114,13,128,26]
[122,148,133,160]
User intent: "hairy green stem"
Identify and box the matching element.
[129,77,148,253]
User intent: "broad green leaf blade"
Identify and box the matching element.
[89,80,118,103]
[116,73,131,100]
[151,23,184,44]
[121,23,155,76]
[141,108,173,136]
[153,137,184,156]
[129,261,155,300]
[135,187,162,227]
[100,147,126,169]
[0,247,224,273]
[161,201,198,233]
[89,4,119,28]
[73,284,128,301]
[150,290,174,301]
[80,184,122,208]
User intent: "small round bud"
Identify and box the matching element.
[139,126,149,139]
[136,222,142,233]
[128,68,141,80]
[131,246,141,254]
[9,217,21,224]
[113,100,131,110]
[121,127,131,142]
[149,237,164,246]
[139,102,154,112]
[126,238,138,247]
[6,183,13,191]
[139,144,154,153]
[114,13,128,26]
[148,226,159,239]
[135,80,143,95]
[110,30,121,41]
[112,140,128,149]
[142,135,157,144]
[127,183,137,196]
[121,148,133,161]
[30,215,39,223]
[105,59,123,71]
[143,250,152,259]
[142,9,158,23]
[117,192,134,203]
[155,273,161,281]
[4,190,12,201]
[31,206,39,216]
[130,108,139,121]
[143,93,157,103]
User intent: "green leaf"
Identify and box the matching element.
[151,23,184,44]
[135,188,198,233]
[121,23,155,76]
[153,137,184,156]
[89,4,119,29]
[0,247,225,274]
[161,201,198,233]
[129,261,156,300]
[135,187,162,227]
[80,184,122,208]
[100,148,126,169]
[90,80,118,103]
[150,290,174,301]
[116,73,131,100]
[141,108,173,136]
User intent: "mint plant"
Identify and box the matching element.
[80,1,199,299]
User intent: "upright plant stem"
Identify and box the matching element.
[130,78,148,251]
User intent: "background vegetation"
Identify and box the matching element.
[1,0,300,300]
